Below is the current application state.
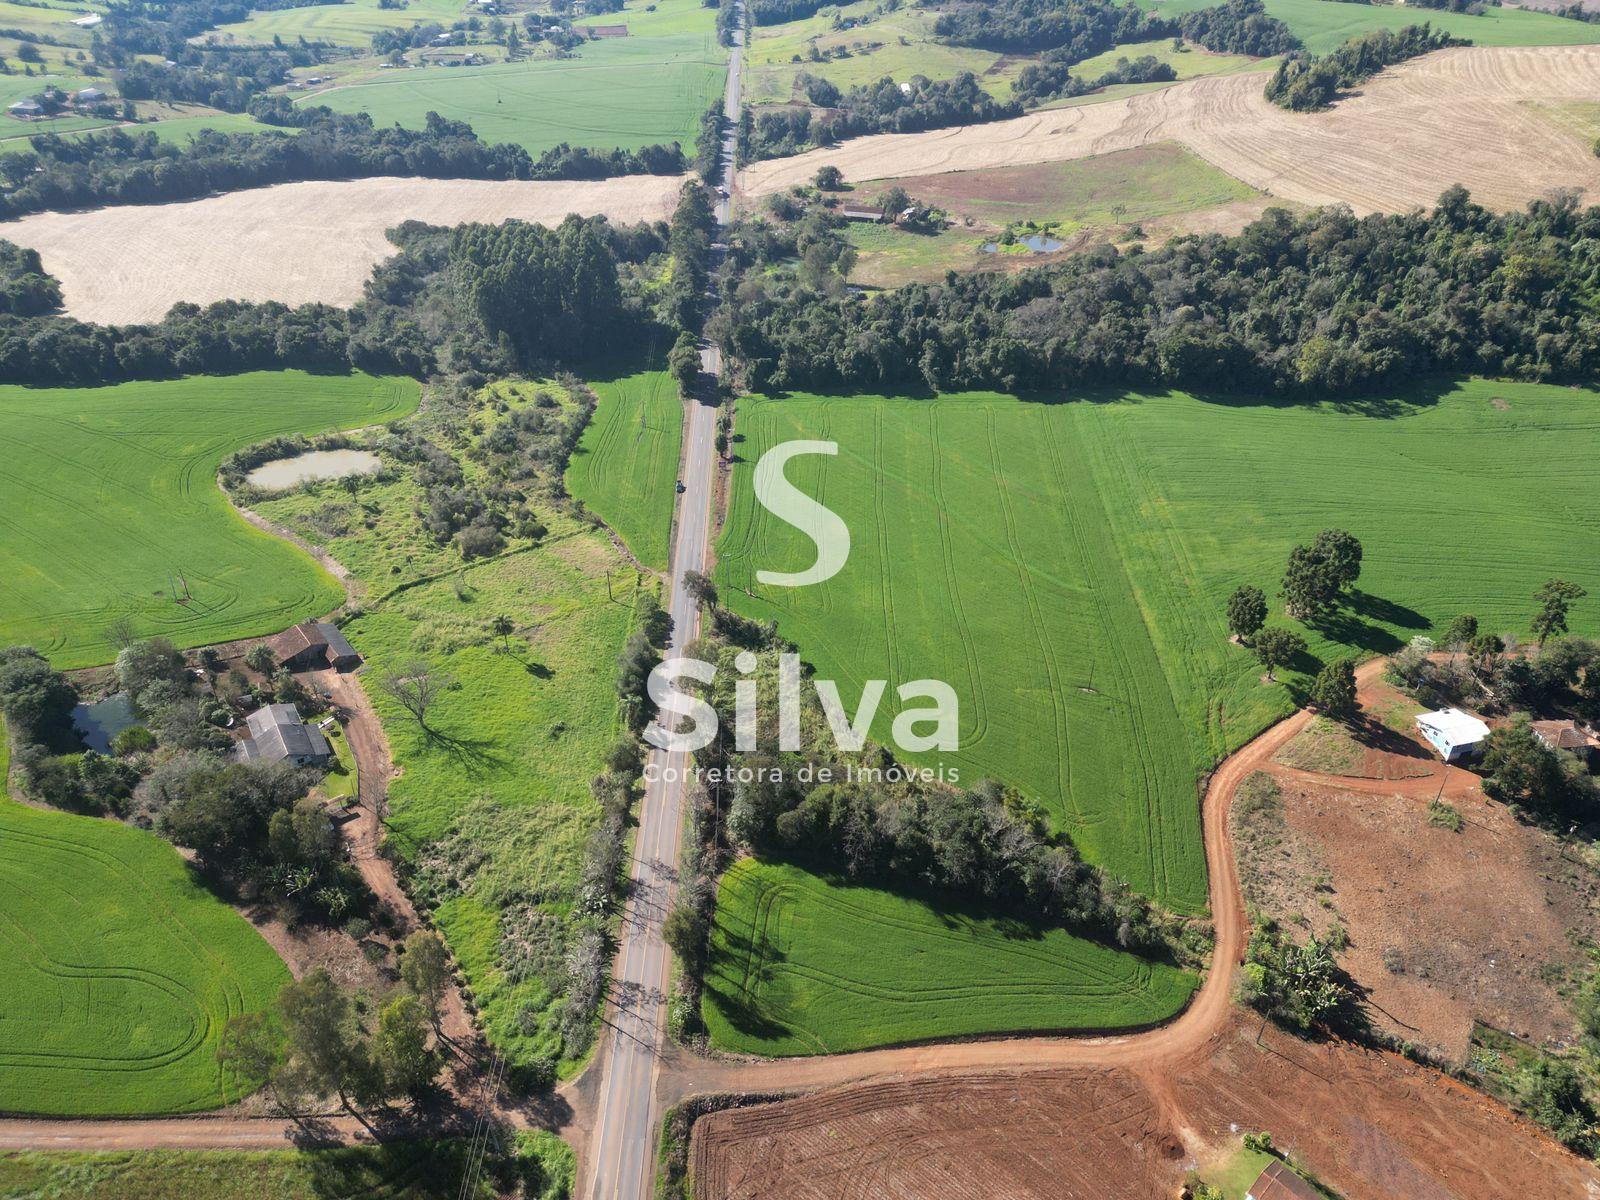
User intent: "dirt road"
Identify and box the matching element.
[739,46,1600,216]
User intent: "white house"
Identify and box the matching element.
[1416,707,1490,762]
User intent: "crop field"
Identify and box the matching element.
[1147,0,1600,53]
[211,0,471,47]
[0,372,418,669]
[6,174,687,325]
[253,382,642,1074]
[567,370,684,571]
[303,32,725,157]
[0,1134,574,1200]
[716,381,1600,914]
[846,143,1263,285]
[0,791,289,1115]
[702,860,1197,1055]
[739,45,1600,215]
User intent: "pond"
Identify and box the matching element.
[981,233,1067,254]
[72,691,139,754]
[246,448,382,492]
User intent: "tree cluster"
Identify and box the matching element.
[720,188,1600,396]
[1237,922,1357,1032]
[932,0,1169,56]
[1264,23,1463,111]
[741,73,1021,162]
[0,242,64,317]
[1175,0,1299,56]
[0,106,683,222]
[1012,50,1176,105]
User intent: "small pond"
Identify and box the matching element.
[246,449,382,492]
[72,691,139,754]
[981,233,1067,254]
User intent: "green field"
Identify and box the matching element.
[716,381,1600,915]
[212,0,472,46]
[847,143,1261,286]
[567,370,684,571]
[1146,0,1600,53]
[253,382,642,1075]
[0,790,290,1114]
[0,372,418,669]
[703,859,1197,1055]
[0,1133,575,1200]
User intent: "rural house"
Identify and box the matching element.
[1532,719,1600,764]
[7,99,42,118]
[1245,1160,1323,1200]
[236,703,332,766]
[268,620,362,671]
[1416,706,1490,762]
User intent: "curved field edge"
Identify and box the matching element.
[566,369,685,572]
[0,371,420,669]
[0,763,290,1115]
[713,380,1600,916]
[702,859,1198,1056]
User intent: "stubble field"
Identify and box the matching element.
[739,46,1600,215]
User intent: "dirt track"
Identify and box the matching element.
[740,46,1600,215]
[3,174,688,324]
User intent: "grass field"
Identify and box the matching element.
[0,372,417,669]
[567,370,684,571]
[702,859,1197,1055]
[0,1134,575,1200]
[846,142,1261,285]
[716,380,1600,915]
[294,0,724,154]
[1146,0,1600,52]
[254,382,641,1075]
[0,790,290,1114]
[211,0,470,46]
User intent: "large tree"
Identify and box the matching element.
[1281,529,1362,618]
[400,929,452,1031]
[277,969,372,1112]
[1253,627,1306,682]
[1532,578,1587,647]
[374,994,441,1100]
[1226,585,1268,644]
[1308,658,1358,721]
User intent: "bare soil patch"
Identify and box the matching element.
[690,1014,1600,1200]
[740,46,1600,215]
[6,174,688,324]
[1272,715,1435,780]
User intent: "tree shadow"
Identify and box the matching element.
[422,725,511,773]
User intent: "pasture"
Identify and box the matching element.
[302,33,725,157]
[567,369,684,571]
[254,382,642,1075]
[0,373,418,669]
[211,0,470,47]
[0,791,289,1114]
[1146,0,1600,53]
[702,860,1198,1055]
[716,381,1600,913]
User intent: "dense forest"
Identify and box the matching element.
[934,0,1297,58]
[1265,23,1463,110]
[0,107,683,221]
[714,187,1600,395]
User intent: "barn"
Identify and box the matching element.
[268,620,362,671]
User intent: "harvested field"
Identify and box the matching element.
[739,46,1600,215]
[690,1014,1600,1200]
[3,174,688,324]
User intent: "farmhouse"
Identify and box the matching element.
[236,703,332,766]
[7,99,42,118]
[1245,1160,1322,1200]
[268,620,362,671]
[840,206,884,222]
[1416,706,1490,762]
[1532,719,1600,763]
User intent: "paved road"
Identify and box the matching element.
[580,14,743,1200]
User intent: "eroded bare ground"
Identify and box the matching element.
[740,47,1600,216]
[3,173,688,324]
[691,1014,1600,1200]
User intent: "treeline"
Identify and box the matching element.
[713,0,743,44]
[0,242,60,316]
[0,106,683,220]
[0,209,676,385]
[934,0,1296,58]
[1265,23,1463,110]
[1013,50,1176,105]
[749,0,827,25]
[743,73,1020,160]
[716,187,1600,395]
[1174,0,1300,55]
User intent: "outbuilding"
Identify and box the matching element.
[7,99,43,118]
[840,206,883,222]
[267,620,362,672]
[1246,1160,1323,1200]
[74,87,106,104]
[236,703,332,766]
[1416,706,1490,762]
